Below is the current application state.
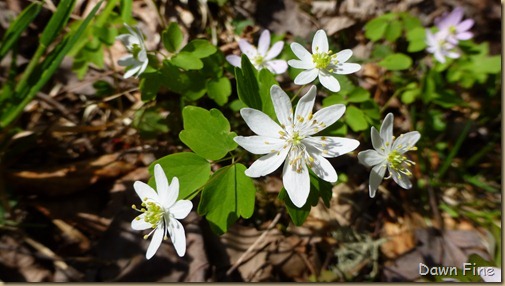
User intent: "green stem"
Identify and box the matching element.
[14,44,46,94]
[291,85,306,102]
[436,120,472,180]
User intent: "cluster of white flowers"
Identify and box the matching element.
[426,7,474,63]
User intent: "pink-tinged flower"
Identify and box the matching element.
[226,30,287,74]
[425,29,460,63]
[435,7,474,44]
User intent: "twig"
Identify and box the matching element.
[226,212,282,276]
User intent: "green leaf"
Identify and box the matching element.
[181,39,217,58]
[40,0,76,47]
[198,164,256,234]
[345,105,368,132]
[401,87,420,104]
[171,52,204,70]
[257,68,278,119]
[149,152,211,200]
[139,72,163,101]
[371,44,393,59]
[1,1,104,129]
[208,0,228,6]
[235,55,261,110]
[323,94,347,106]
[406,27,427,52]
[384,20,402,42]
[364,17,388,42]
[206,77,231,106]
[399,12,423,30]
[378,53,412,70]
[179,106,237,160]
[347,87,370,103]
[119,0,133,22]
[162,22,183,53]
[133,106,169,139]
[278,171,332,226]
[0,2,41,61]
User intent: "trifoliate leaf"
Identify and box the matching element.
[198,164,256,234]
[148,152,211,200]
[179,106,237,161]
[162,22,183,53]
[206,77,231,106]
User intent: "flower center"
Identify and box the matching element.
[448,25,457,35]
[290,131,304,145]
[312,49,335,70]
[253,55,265,67]
[387,150,414,177]
[131,44,142,59]
[133,199,166,229]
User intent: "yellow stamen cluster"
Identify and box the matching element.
[253,55,265,67]
[132,198,165,229]
[131,44,142,59]
[386,150,415,178]
[312,47,336,70]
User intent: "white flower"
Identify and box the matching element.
[234,85,360,208]
[116,24,149,78]
[357,113,420,198]
[287,29,361,92]
[131,164,193,259]
[226,29,287,74]
[426,29,460,63]
[435,7,474,45]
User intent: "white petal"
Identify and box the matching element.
[131,214,151,230]
[240,108,283,137]
[234,135,285,154]
[123,64,141,79]
[380,113,394,148]
[287,59,314,69]
[137,59,148,77]
[165,177,179,208]
[170,200,193,219]
[117,55,135,67]
[282,159,310,208]
[312,29,329,54]
[369,164,386,198]
[294,68,318,85]
[318,71,341,92]
[266,60,288,74]
[154,164,169,202]
[371,127,382,150]
[310,154,338,182]
[303,136,360,158]
[226,55,242,67]
[117,34,139,49]
[169,219,187,257]
[238,39,257,58]
[245,147,290,177]
[133,181,159,201]
[335,63,361,74]
[308,103,346,134]
[290,42,312,62]
[294,85,316,120]
[257,30,271,56]
[335,49,352,63]
[389,167,412,189]
[265,41,284,60]
[270,85,293,127]
[146,226,164,259]
[392,131,420,154]
[357,149,386,168]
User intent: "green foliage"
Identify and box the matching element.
[234,55,278,119]
[278,171,333,226]
[378,53,412,70]
[0,0,104,130]
[345,105,369,132]
[148,152,211,200]
[179,106,237,161]
[133,106,169,139]
[162,22,183,52]
[198,164,256,234]
[207,77,232,106]
[0,2,41,61]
